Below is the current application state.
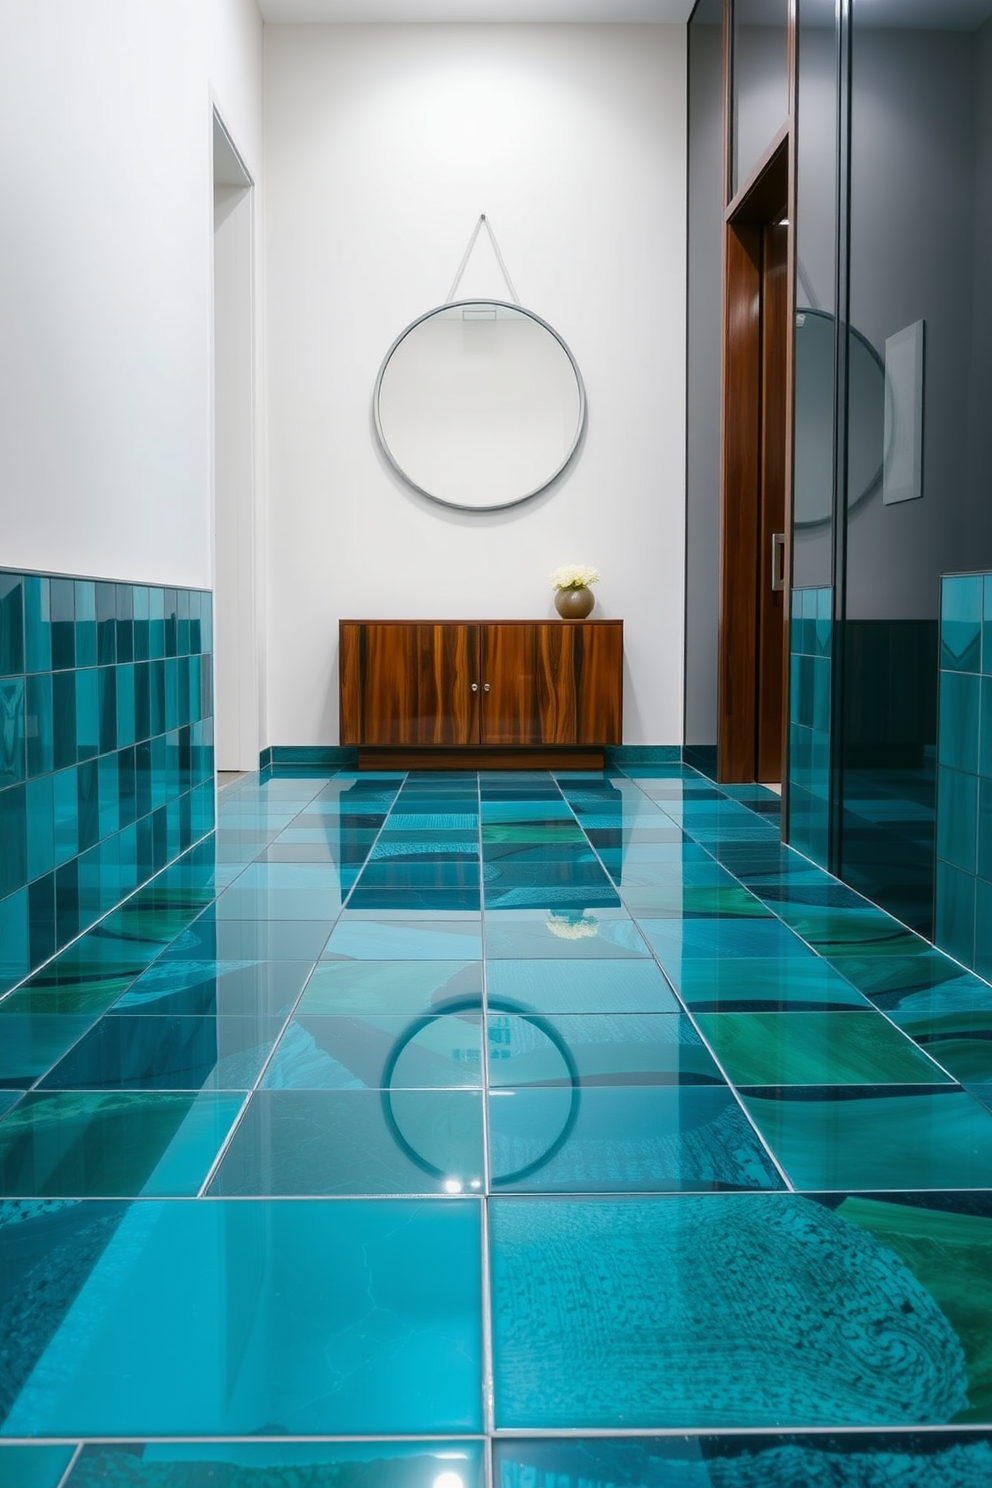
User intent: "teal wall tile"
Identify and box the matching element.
[50,577,75,670]
[24,576,51,673]
[75,579,97,668]
[0,888,29,994]
[0,678,25,784]
[75,667,100,761]
[941,573,983,671]
[0,571,214,992]
[935,859,976,967]
[0,784,27,897]
[815,585,832,657]
[936,766,978,874]
[0,573,24,676]
[96,581,117,665]
[937,670,979,773]
[979,777,992,882]
[812,656,831,734]
[52,767,78,866]
[985,575,992,675]
[26,673,53,777]
[52,670,76,771]
[982,676,992,780]
[975,877,992,979]
[25,775,54,882]
[787,588,832,869]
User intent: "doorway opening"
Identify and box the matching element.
[718,134,791,785]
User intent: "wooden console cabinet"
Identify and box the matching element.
[339,619,623,769]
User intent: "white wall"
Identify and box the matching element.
[263,23,687,746]
[0,0,263,589]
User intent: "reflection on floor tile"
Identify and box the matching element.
[490,1194,974,1428]
[39,1013,284,1091]
[694,1011,952,1086]
[486,958,679,1014]
[208,1089,484,1195]
[0,1443,76,1488]
[0,1198,483,1435]
[65,1440,487,1488]
[487,1013,722,1087]
[263,1012,483,1089]
[298,958,482,1014]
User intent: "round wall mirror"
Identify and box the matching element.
[373,299,586,511]
[794,308,888,527]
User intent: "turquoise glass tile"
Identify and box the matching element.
[23,576,51,673]
[298,959,482,1014]
[938,671,980,774]
[672,955,871,1010]
[65,1442,487,1488]
[740,1086,992,1190]
[488,1086,781,1193]
[27,872,57,969]
[935,860,977,967]
[74,580,97,668]
[208,1089,484,1195]
[485,911,647,960]
[0,784,26,897]
[0,575,24,677]
[0,1012,96,1087]
[640,916,804,962]
[487,1013,721,1087]
[163,915,333,962]
[0,1445,76,1488]
[114,958,312,1017]
[24,672,52,777]
[490,1192,970,1428]
[493,1433,992,1487]
[49,577,74,671]
[25,774,54,882]
[938,766,979,874]
[0,1198,482,1435]
[0,679,25,785]
[40,1013,284,1091]
[975,877,992,982]
[324,917,482,961]
[262,1012,484,1089]
[0,1091,242,1196]
[694,1011,949,1086]
[982,675,992,780]
[52,670,75,769]
[96,581,117,665]
[979,777,992,881]
[942,573,983,672]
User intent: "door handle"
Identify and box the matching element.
[471,683,479,692]
[771,533,786,593]
[483,683,491,693]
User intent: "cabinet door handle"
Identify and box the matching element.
[483,683,491,693]
[771,532,786,593]
[471,683,479,692]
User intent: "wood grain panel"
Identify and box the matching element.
[358,746,606,771]
[572,622,624,743]
[339,622,479,746]
[481,622,623,746]
[757,220,788,782]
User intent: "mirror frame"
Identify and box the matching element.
[373,298,587,512]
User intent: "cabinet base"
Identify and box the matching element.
[356,746,606,772]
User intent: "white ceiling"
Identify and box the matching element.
[256,1,694,20]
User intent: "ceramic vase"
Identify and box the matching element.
[554,585,595,619]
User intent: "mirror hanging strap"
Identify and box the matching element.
[446,214,520,305]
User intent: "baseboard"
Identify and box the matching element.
[260,745,358,770]
[606,745,683,765]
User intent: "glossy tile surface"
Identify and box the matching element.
[2,762,991,1453]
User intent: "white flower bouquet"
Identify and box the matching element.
[549,564,600,591]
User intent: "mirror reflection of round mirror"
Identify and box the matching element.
[374,300,586,512]
[793,308,888,527]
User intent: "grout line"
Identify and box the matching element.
[53,1441,84,1488]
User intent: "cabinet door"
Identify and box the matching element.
[480,622,623,745]
[340,623,479,745]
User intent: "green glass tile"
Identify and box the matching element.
[208,1088,484,1196]
[0,1091,242,1196]
[935,861,977,968]
[694,1012,950,1086]
[740,1086,992,1190]
[487,1012,721,1087]
[776,904,935,959]
[835,1194,992,1424]
[0,1012,96,1086]
[490,1192,969,1428]
[938,671,980,774]
[673,955,872,1010]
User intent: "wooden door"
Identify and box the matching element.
[756,221,788,781]
[480,622,623,746]
[339,622,479,746]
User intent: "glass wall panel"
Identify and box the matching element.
[733,0,790,194]
[840,0,992,937]
[684,0,726,780]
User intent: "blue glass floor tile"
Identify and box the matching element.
[490,1193,974,1428]
[162,917,334,962]
[0,1091,242,1196]
[65,1441,487,1488]
[0,1198,482,1435]
[487,1013,723,1087]
[486,958,680,1013]
[298,958,482,1014]
[263,1012,483,1089]
[484,912,645,959]
[207,1089,484,1195]
[39,1013,284,1091]
[0,1444,76,1488]
[114,958,312,1016]
[0,1014,98,1086]
[488,1085,782,1193]
[671,956,873,1010]
[323,918,483,960]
